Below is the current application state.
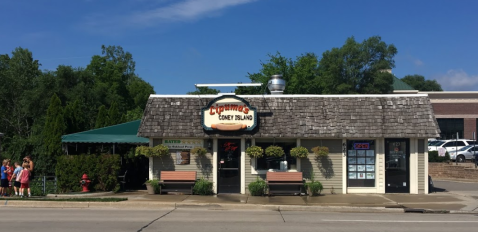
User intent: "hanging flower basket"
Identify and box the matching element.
[290,146,309,158]
[245,146,264,158]
[191,147,207,156]
[311,146,329,157]
[135,145,170,157]
[265,145,285,157]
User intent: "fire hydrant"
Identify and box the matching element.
[80,174,91,192]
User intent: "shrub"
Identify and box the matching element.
[193,177,214,195]
[246,146,264,158]
[265,145,285,157]
[191,147,207,156]
[428,151,450,162]
[290,146,309,158]
[312,146,329,156]
[248,177,266,196]
[305,181,323,196]
[56,154,120,193]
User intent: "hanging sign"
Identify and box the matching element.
[201,96,257,131]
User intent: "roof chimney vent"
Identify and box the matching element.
[268,74,285,95]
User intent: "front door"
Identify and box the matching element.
[385,139,410,193]
[217,139,241,193]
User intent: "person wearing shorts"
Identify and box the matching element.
[11,162,23,196]
[19,163,31,198]
[0,160,8,196]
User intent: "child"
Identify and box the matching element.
[6,159,14,196]
[19,163,31,198]
[11,162,23,196]
[0,160,8,197]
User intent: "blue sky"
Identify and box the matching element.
[1,0,477,93]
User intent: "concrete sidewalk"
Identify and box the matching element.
[21,189,473,214]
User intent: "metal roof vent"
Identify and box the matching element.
[268,74,285,95]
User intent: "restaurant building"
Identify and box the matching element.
[138,78,440,195]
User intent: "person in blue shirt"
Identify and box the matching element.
[0,160,8,197]
[11,162,23,196]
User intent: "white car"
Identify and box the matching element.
[428,139,476,152]
[448,145,478,162]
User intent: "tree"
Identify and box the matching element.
[236,52,321,94]
[95,105,108,128]
[401,75,443,91]
[42,94,66,158]
[107,102,122,126]
[187,87,220,95]
[319,36,397,94]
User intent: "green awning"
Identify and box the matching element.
[62,120,148,144]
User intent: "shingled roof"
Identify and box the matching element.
[138,94,440,138]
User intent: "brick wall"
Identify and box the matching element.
[432,103,478,115]
[464,118,477,140]
[429,163,478,182]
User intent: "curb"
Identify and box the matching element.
[2,200,475,214]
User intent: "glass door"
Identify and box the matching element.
[385,139,410,193]
[217,139,241,193]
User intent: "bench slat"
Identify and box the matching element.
[160,171,196,181]
[266,172,303,182]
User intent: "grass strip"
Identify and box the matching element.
[4,197,127,202]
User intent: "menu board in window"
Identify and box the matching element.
[347,140,376,187]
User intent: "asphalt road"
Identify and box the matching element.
[1,208,477,232]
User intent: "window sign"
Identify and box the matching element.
[347,140,376,187]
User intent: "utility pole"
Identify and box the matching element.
[455,132,458,166]
[0,132,3,157]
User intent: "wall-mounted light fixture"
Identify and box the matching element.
[207,138,213,150]
[245,139,251,149]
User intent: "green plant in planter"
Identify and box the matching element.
[144,179,161,194]
[193,177,214,195]
[265,145,285,157]
[290,146,309,158]
[312,146,329,157]
[248,177,266,196]
[191,147,208,156]
[246,146,264,158]
[135,145,170,157]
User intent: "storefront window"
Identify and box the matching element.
[437,118,464,139]
[255,142,296,170]
[347,140,375,187]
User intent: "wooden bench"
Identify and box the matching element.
[159,171,197,195]
[266,172,303,196]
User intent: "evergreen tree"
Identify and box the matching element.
[95,105,108,128]
[42,94,66,158]
[107,102,122,126]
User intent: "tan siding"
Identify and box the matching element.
[245,155,266,193]
[418,139,425,193]
[301,139,343,194]
[152,139,212,182]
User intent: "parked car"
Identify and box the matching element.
[428,139,477,152]
[448,145,478,162]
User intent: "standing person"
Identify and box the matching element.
[0,160,8,197]
[19,163,31,198]
[11,162,23,197]
[6,159,14,196]
[24,155,34,180]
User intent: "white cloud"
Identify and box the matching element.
[414,59,423,66]
[81,0,257,33]
[436,69,478,91]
